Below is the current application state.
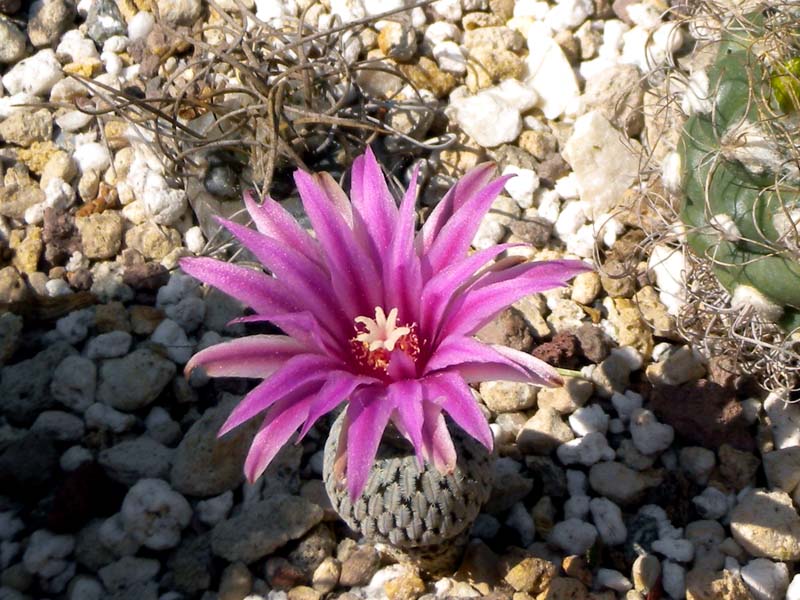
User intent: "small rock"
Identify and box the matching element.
[219,562,254,600]
[518,407,575,454]
[0,17,25,63]
[651,538,694,563]
[121,478,191,550]
[0,109,52,146]
[504,556,557,594]
[536,377,593,415]
[630,408,674,455]
[98,555,159,591]
[449,88,523,148]
[590,498,626,546]
[479,380,537,413]
[312,557,341,594]
[383,567,426,600]
[718,444,759,491]
[157,0,202,26]
[211,495,324,563]
[124,222,182,260]
[98,437,173,485]
[588,461,661,505]
[86,331,132,359]
[76,212,123,260]
[339,544,381,587]
[679,447,716,485]
[22,529,74,579]
[762,446,800,492]
[523,22,580,119]
[85,0,126,43]
[96,348,176,411]
[0,312,24,365]
[550,519,597,555]
[196,491,234,526]
[646,345,706,386]
[686,520,725,571]
[85,402,136,433]
[531,332,582,370]
[631,554,660,593]
[568,404,609,436]
[31,410,85,442]
[556,431,615,466]
[685,569,751,600]
[583,64,645,136]
[27,0,75,47]
[730,490,800,561]
[377,21,417,61]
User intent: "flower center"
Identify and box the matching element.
[351,307,419,373]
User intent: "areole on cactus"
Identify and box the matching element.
[676,8,800,332]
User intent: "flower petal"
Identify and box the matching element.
[243,190,322,267]
[216,216,349,337]
[424,335,529,379]
[439,260,592,340]
[185,335,307,379]
[421,175,513,277]
[422,371,493,451]
[417,162,496,258]
[294,170,383,319]
[489,344,563,386]
[218,353,342,436]
[345,387,394,500]
[297,372,378,440]
[388,380,424,466]
[382,165,423,324]
[179,257,299,315]
[419,243,520,340]
[350,147,398,255]
[421,400,457,473]
[228,311,341,357]
[244,392,314,482]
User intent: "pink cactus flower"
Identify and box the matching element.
[181,149,591,499]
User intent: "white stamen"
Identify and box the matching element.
[354,307,411,352]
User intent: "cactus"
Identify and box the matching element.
[678,9,800,333]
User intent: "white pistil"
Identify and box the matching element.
[354,307,411,352]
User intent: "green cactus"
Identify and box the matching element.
[678,10,800,332]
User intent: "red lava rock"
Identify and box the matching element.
[47,462,126,533]
[649,380,754,452]
[265,556,308,590]
[42,208,79,266]
[531,332,581,369]
[123,262,169,291]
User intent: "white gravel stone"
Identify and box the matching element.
[568,404,609,436]
[165,296,206,332]
[86,331,132,359]
[74,142,111,175]
[787,574,800,600]
[630,408,674,455]
[31,411,85,442]
[556,431,615,466]
[151,318,194,364]
[128,10,155,40]
[3,49,63,96]
[424,21,459,45]
[68,576,103,600]
[56,30,99,62]
[661,560,685,600]
[652,538,694,563]
[562,110,642,218]
[85,402,137,433]
[648,244,687,316]
[60,446,94,471]
[564,495,590,520]
[523,22,580,119]
[184,226,205,254]
[610,390,643,423]
[740,558,790,600]
[545,0,594,31]
[590,498,626,546]
[505,502,536,546]
[22,530,74,579]
[566,469,587,496]
[448,90,523,148]
[157,271,201,307]
[145,406,182,446]
[98,514,139,557]
[679,447,716,485]
[502,165,539,209]
[56,309,95,344]
[764,391,800,449]
[51,355,96,413]
[197,491,234,526]
[536,189,561,223]
[430,0,461,21]
[554,199,587,239]
[596,568,632,593]
[432,40,466,74]
[121,479,191,550]
[549,518,597,555]
[0,512,24,541]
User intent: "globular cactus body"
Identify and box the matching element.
[678,11,800,331]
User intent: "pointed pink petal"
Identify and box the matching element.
[294,170,382,319]
[350,147,398,255]
[490,344,563,386]
[315,171,354,227]
[417,163,496,258]
[216,216,349,337]
[422,371,493,451]
[244,392,315,482]
[345,388,394,500]
[185,335,307,379]
[383,165,422,324]
[218,353,342,436]
[424,335,530,379]
[419,243,521,340]
[180,257,300,315]
[387,349,418,380]
[243,191,323,267]
[421,175,513,277]
[439,260,592,340]
[297,373,378,440]
[228,311,342,357]
[388,380,424,465]
[421,400,456,473]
